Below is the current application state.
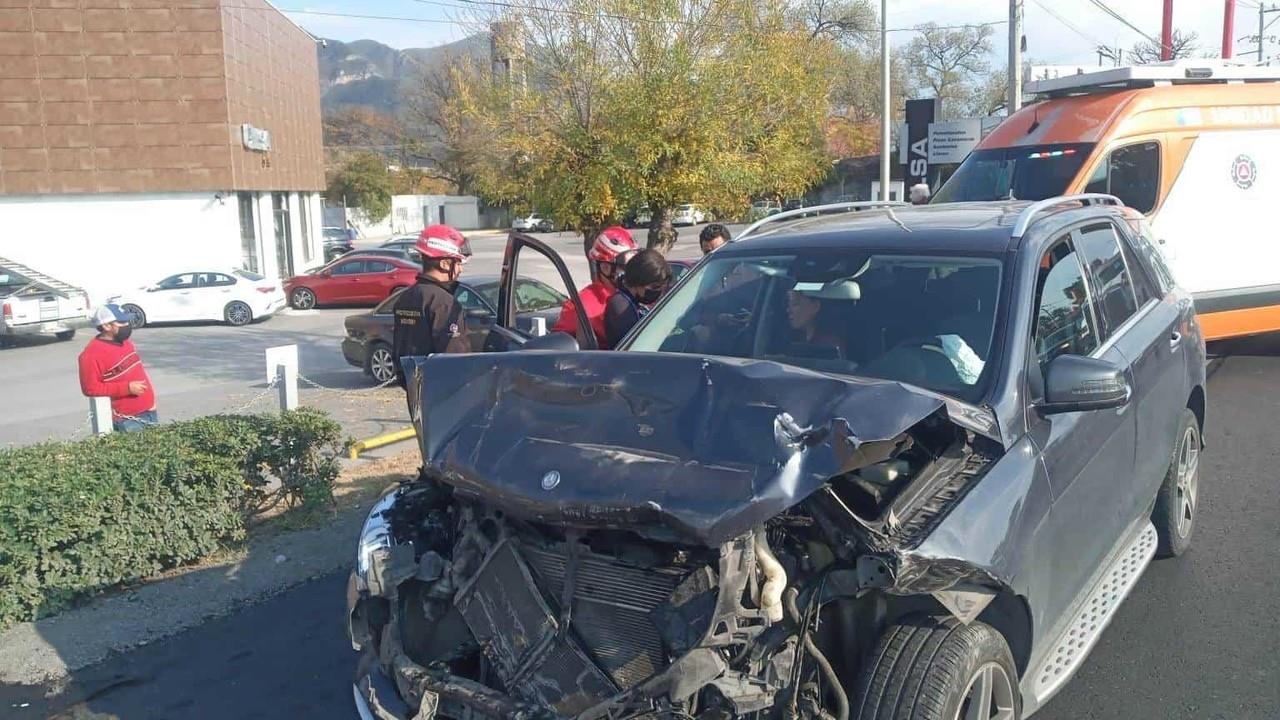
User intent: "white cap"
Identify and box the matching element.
[91,304,129,327]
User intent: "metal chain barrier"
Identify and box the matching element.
[296,372,399,398]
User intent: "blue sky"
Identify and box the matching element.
[283,1,1258,66]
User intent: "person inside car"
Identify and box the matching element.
[391,224,473,390]
[551,226,638,348]
[604,249,671,349]
[786,284,851,360]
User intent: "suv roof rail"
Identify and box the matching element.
[736,201,910,242]
[1011,194,1123,238]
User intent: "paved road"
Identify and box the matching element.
[0,226,714,447]
[3,336,1276,719]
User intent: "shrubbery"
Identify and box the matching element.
[0,409,346,629]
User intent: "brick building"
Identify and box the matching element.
[0,0,325,301]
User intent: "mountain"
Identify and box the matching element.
[317,35,490,116]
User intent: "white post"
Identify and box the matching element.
[277,362,298,411]
[1008,0,1023,114]
[530,316,548,337]
[89,396,113,436]
[879,0,892,201]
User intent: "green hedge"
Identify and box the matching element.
[0,409,345,630]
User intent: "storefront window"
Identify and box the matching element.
[273,192,294,278]
[238,192,260,273]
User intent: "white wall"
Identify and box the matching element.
[0,192,240,304]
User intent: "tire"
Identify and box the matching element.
[55,329,76,341]
[121,304,147,329]
[224,301,253,327]
[290,287,316,310]
[852,615,1020,720]
[367,342,397,384]
[1152,408,1201,558]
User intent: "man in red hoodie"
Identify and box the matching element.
[551,226,638,349]
[78,304,157,432]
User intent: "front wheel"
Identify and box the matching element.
[290,287,316,310]
[224,301,253,327]
[121,304,147,329]
[853,615,1020,720]
[1153,408,1201,558]
[367,343,396,384]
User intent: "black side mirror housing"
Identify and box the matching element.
[1038,354,1131,415]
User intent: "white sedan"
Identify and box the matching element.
[672,204,709,226]
[108,269,286,328]
[512,213,554,232]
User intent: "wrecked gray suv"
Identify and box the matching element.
[347,197,1207,720]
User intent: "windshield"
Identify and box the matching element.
[625,250,1005,401]
[932,143,1095,203]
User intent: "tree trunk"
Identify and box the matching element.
[646,206,677,255]
[580,222,604,281]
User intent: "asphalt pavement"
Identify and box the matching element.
[2,335,1277,719]
[0,225,713,447]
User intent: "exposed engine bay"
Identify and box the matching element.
[347,352,1007,719]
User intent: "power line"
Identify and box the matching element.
[1081,0,1160,45]
[1030,0,1105,47]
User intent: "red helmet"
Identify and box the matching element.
[415,224,472,262]
[588,226,639,264]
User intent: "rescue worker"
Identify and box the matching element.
[604,249,671,348]
[391,224,473,390]
[551,226,638,348]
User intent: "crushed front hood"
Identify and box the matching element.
[407,351,995,546]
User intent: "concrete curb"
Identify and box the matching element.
[0,506,368,687]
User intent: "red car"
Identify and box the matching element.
[285,255,419,309]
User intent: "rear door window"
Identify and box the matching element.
[1034,238,1101,366]
[1074,223,1140,336]
[367,261,395,273]
[1083,141,1160,214]
[332,261,366,276]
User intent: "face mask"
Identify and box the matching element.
[639,287,663,304]
[115,325,133,342]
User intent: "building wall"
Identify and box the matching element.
[0,192,240,302]
[220,0,323,192]
[0,0,323,196]
[0,0,233,194]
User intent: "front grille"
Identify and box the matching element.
[523,545,686,690]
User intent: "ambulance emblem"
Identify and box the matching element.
[1232,154,1257,190]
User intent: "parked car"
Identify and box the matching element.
[0,256,89,342]
[783,197,805,211]
[109,269,285,328]
[378,237,424,263]
[671,203,708,226]
[513,213,555,232]
[632,206,653,227]
[340,275,568,384]
[747,199,782,222]
[348,198,1208,720]
[322,227,356,263]
[285,256,419,310]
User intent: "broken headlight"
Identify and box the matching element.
[354,488,398,591]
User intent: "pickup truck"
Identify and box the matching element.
[0,256,90,343]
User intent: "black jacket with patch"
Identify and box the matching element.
[391,275,469,386]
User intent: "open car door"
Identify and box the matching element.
[483,231,597,352]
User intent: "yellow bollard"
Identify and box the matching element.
[349,427,417,460]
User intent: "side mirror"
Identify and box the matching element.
[1038,354,1131,415]
[520,331,579,352]
[466,308,494,320]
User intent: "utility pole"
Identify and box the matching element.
[1008,0,1023,114]
[1161,0,1174,61]
[879,0,890,202]
[1223,0,1236,59]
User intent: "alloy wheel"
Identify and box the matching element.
[956,662,1017,720]
[369,348,396,384]
[226,302,252,326]
[292,288,316,310]
[1175,424,1200,539]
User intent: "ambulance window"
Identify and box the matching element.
[1086,142,1160,214]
